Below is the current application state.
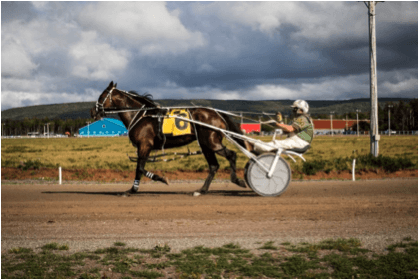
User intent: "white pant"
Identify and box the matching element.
[253,135,309,153]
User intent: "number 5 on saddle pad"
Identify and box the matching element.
[162,109,192,136]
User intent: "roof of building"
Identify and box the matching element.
[104,118,126,128]
[312,119,369,130]
[80,118,126,130]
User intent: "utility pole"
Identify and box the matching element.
[388,105,393,136]
[330,112,334,136]
[410,109,414,130]
[364,1,381,157]
[356,109,361,137]
[44,123,50,138]
[346,114,348,131]
[86,121,91,138]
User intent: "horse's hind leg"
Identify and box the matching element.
[215,147,247,189]
[197,147,220,194]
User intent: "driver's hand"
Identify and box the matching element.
[276,112,284,124]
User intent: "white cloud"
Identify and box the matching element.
[69,31,129,80]
[31,1,48,11]
[2,18,74,55]
[1,38,38,78]
[78,2,206,55]
[246,75,370,101]
[149,74,371,101]
[382,78,418,94]
[1,77,43,92]
[1,89,100,110]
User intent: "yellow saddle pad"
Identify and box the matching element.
[162,109,192,136]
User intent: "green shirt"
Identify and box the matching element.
[291,115,314,143]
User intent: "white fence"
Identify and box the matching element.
[314,130,418,136]
[380,131,418,135]
[2,130,418,139]
[1,134,129,139]
[1,135,69,139]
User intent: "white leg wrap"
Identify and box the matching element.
[132,180,140,191]
[145,171,154,179]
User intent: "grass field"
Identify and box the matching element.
[2,238,417,279]
[1,135,417,173]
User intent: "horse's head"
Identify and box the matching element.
[91,81,161,120]
[90,81,118,120]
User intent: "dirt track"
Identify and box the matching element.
[2,179,418,253]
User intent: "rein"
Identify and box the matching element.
[96,88,156,114]
[96,87,160,132]
[96,87,279,132]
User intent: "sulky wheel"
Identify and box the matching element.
[245,153,291,197]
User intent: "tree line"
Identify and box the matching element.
[2,117,92,136]
[2,99,417,136]
[313,99,418,132]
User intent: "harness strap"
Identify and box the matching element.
[128,107,147,132]
[213,110,229,131]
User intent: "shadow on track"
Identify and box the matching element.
[42,190,258,197]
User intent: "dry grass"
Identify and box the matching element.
[1,135,417,172]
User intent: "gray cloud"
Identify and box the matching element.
[1,1,37,23]
[1,1,417,110]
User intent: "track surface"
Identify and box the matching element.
[2,179,417,253]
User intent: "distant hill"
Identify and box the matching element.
[1,98,414,120]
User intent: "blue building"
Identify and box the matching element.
[78,118,127,137]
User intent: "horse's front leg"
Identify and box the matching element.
[126,151,169,195]
[127,157,147,194]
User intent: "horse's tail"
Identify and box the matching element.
[220,113,250,150]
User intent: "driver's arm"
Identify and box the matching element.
[275,112,295,133]
[275,122,295,132]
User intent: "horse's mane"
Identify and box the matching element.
[127,90,160,108]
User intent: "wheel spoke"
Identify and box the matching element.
[246,154,291,197]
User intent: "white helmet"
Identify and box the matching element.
[291,100,309,114]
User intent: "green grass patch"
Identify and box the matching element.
[41,242,69,251]
[258,241,279,250]
[2,238,417,279]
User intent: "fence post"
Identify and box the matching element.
[352,159,356,181]
[59,167,62,185]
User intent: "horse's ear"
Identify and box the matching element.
[108,81,114,88]
[114,83,117,88]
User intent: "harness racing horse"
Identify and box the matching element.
[91,81,251,195]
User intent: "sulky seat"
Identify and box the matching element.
[285,145,311,154]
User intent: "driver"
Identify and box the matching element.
[252,100,314,154]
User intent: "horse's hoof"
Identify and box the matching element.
[124,188,137,196]
[162,177,169,185]
[193,192,201,197]
[236,179,247,189]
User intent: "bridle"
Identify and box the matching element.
[95,87,115,114]
[95,87,151,115]
[95,86,155,132]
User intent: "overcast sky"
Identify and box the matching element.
[1,1,418,110]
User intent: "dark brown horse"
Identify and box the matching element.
[91,81,251,195]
